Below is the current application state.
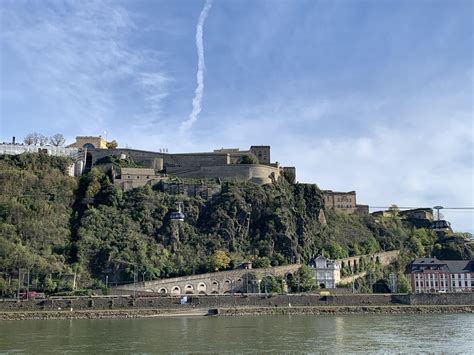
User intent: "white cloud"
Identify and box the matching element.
[0,1,169,134]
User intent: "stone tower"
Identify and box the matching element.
[250,146,270,164]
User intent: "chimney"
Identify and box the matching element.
[12,136,16,144]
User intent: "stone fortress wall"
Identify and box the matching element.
[87,145,283,186]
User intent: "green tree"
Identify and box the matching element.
[207,250,231,272]
[260,275,283,294]
[252,256,271,268]
[364,236,380,254]
[297,265,316,292]
[106,140,118,149]
[240,154,258,164]
[397,273,411,293]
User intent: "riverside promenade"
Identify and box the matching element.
[1,293,473,320]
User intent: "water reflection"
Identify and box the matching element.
[0,314,473,353]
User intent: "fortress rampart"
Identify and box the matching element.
[88,147,284,185]
[167,164,280,184]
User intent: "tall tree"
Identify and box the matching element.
[23,133,35,145]
[50,134,66,147]
[38,134,49,146]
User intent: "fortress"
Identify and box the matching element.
[68,136,296,187]
[1,135,368,213]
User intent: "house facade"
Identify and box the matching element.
[406,258,474,293]
[309,255,341,289]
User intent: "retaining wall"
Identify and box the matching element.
[1,293,472,312]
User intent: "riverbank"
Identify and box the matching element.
[1,305,473,320]
[216,305,474,316]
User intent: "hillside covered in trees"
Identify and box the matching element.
[0,154,472,294]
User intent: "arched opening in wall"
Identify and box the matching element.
[211,281,219,289]
[237,278,242,283]
[341,261,345,269]
[347,261,352,272]
[370,256,374,263]
[376,256,380,264]
[223,291,231,295]
[197,282,207,292]
[85,152,93,171]
[353,260,358,273]
[171,286,181,295]
[158,287,168,294]
[211,291,219,295]
[319,283,326,289]
[185,284,194,294]
[198,291,207,295]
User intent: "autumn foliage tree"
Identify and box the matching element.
[207,250,231,272]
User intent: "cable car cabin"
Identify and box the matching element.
[170,211,185,222]
[430,220,452,232]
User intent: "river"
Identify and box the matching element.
[1,314,473,353]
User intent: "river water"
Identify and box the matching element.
[1,314,473,353]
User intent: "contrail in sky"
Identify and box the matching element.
[181,0,213,132]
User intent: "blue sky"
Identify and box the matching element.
[0,0,473,232]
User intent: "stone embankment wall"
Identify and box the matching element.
[1,293,473,313]
[115,264,302,295]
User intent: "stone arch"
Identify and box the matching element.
[158,287,168,294]
[375,256,380,264]
[211,290,219,294]
[184,284,194,294]
[211,280,219,288]
[171,286,181,295]
[198,291,207,295]
[353,260,358,273]
[197,282,207,292]
[341,261,346,269]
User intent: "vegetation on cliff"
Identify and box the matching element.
[0,154,472,295]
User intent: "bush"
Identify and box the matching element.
[240,154,259,164]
